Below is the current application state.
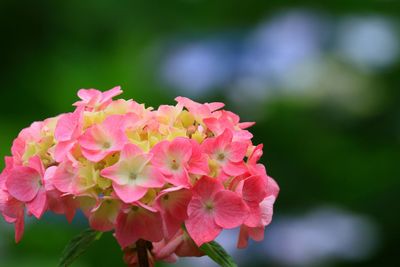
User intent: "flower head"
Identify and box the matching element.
[0,86,279,265]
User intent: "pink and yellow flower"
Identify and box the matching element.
[101,144,165,203]
[0,86,279,266]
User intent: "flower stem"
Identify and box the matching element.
[136,239,150,267]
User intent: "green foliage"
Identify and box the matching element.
[58,229,103,267]
[200,241,237,267]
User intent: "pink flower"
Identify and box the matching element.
[185,176,249,246]
[203,110,254,141]
[101,144,165,203]
[10,121,44,165]
[115,203,163,248]
[235,175,268,227]
[0,156,14,190]
[0,86,279,265]
[54,107,83,162]
[151,138,208,187]
[52,160,96,196]
[237,195,276,248]
[236,176,279,248]
[155,187,192,238]
[0,189,25,242]
[6,156,47,219]
[201,129,248,177]
[187,139,210,176]
[74,86,122,111]
[175,97,224,121]
[79,115,128,162]
[44,166,77,222]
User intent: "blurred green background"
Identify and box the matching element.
[1,1,399,266]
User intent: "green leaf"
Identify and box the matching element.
[58,229,103,267]
[200,241,238,267]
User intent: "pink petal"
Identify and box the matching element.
[54,140,76,162]
[259,196,276,226]
[232,130,253,142]
[0,190,8,214]
[81,148,111,162]
[0,190,25,243]
[43,166,57,191]
[151,141,171,171]
[162,212,183,238]
[166,168,190,188]
[102,115,128,140]
[248,144,263,165]
[55,108,82,142]
[0,191,24,222]
[214,190,249,229]
[188,140,209,175]
[247,226,265,241]
[76,88,102,104]
[0,156,13,190]
[238,121,255,129]
[242,175,267,204]
[204,116,235,137]
[101,86,123,103]
[133,206,163,242]
[28,156,45,177]
[189,159,209,176]
[192,176,224,201]
[222,161,247,176]
[215,129,233,150]
[14,216,25,243]
[135,166,165,188]
[53,162,78,194]
[156,188,192,237]
[227,141,248,162]
[113,183,148,203]
[244,204,262,227]
[74,87,123,110]
[205,101,225,111]
[6,166,41,202]
[168,138,192,163]
[152,145,190,185]
[156,188,192,221]
[115,205,163,248]
[100,164,124,185]
[200,138,216,155]
[266,176,280,198]
[79,125,107,151]
[26,189,47,219]
[11,137,25,165]
[186,197,221,246]
[237,225,249,249]
[120,143,143,159]
[237,225,265,248]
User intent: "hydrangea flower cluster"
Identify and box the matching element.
[0,87,279,266]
